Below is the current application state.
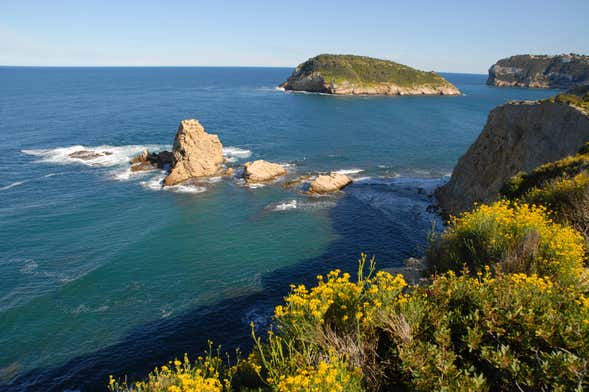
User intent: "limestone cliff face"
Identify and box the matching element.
[280,54,461,96]
[487,54,589,89]
[436,101,589,216]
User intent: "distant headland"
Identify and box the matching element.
[487,53,589,89]
[279,54,461,96]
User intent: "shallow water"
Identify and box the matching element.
[0,67,557,391]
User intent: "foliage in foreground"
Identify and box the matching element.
[501,144,589,237]
[110,200,589,391]
[426,200,586,286]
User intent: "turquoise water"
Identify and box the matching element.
[0,67,557,391]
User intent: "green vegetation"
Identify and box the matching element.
[501,143,589,236]
[546,91,589,112]
[296,54,452,88]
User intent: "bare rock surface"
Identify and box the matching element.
[308,173,352,194]
[130,150,173,172]
[243,160,287,183]
[69,150,113,160]
[436,100,589,216]
[164,119,224,186]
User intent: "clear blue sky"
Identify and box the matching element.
[1,0,587,73]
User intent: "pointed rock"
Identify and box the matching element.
[164,119,224,186]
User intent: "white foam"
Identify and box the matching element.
[334,168,364,175]
[223,146,252,160]
[140,174,165,191]
[275,86,285,92]
[0,181,25,191]
[167,184,207,194]
[273,200,297,211]
[22,144,169,167]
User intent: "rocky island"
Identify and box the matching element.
[487,54,589,89]
[280,54,461,95]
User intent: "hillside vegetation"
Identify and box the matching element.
[280,54,460,95]
[296,54,448,87]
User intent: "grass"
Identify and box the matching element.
[297,54,452,88]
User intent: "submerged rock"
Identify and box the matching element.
[308,173,352,194]
[243,160,287,183]
[436,99,589,216]
[164,119,224,186]
[69,150,112,160]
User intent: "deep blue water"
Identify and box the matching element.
[0,67,557,391]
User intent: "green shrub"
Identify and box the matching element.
[501,146,589,236]
[426,201,586,285]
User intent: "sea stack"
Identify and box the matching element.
[280,54,460,96]
[164,119,224,186]
[487,54,589,89]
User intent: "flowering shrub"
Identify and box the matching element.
[108,345,230,392]
[427,201,586,285]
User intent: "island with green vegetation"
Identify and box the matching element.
[108,89,589,391]
[487,53,589,89]
[279,54,461,96]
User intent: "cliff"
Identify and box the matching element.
[436,96,589,216]
[487,54,589,89]
[280,54,461,95]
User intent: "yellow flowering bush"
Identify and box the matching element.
[427,200,586,285]
[275,360,362,392]
[501,144,589,236]
[108,345,229,392]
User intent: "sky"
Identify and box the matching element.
[0,0,587,73]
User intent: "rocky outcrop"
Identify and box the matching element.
[243,160,287,183]
[308,173,352,194]
[69,150,113,160]
[436,100,589,216]
[281,54,460,96]
[164,119,224,186]
[130,149,173,172]
[487,54,589,89]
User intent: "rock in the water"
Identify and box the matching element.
[280,54,460,96]
[243,160,287,183]
[164,119,224,186]
[130,150,173,172]
[436,99,589,216]
[308,173,352,194]
[69,150,112,160]
[283,175,312,189]
[487,54,589,89]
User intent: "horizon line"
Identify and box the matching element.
[0,65,487,75]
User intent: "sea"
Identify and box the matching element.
[0,67,557,391]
